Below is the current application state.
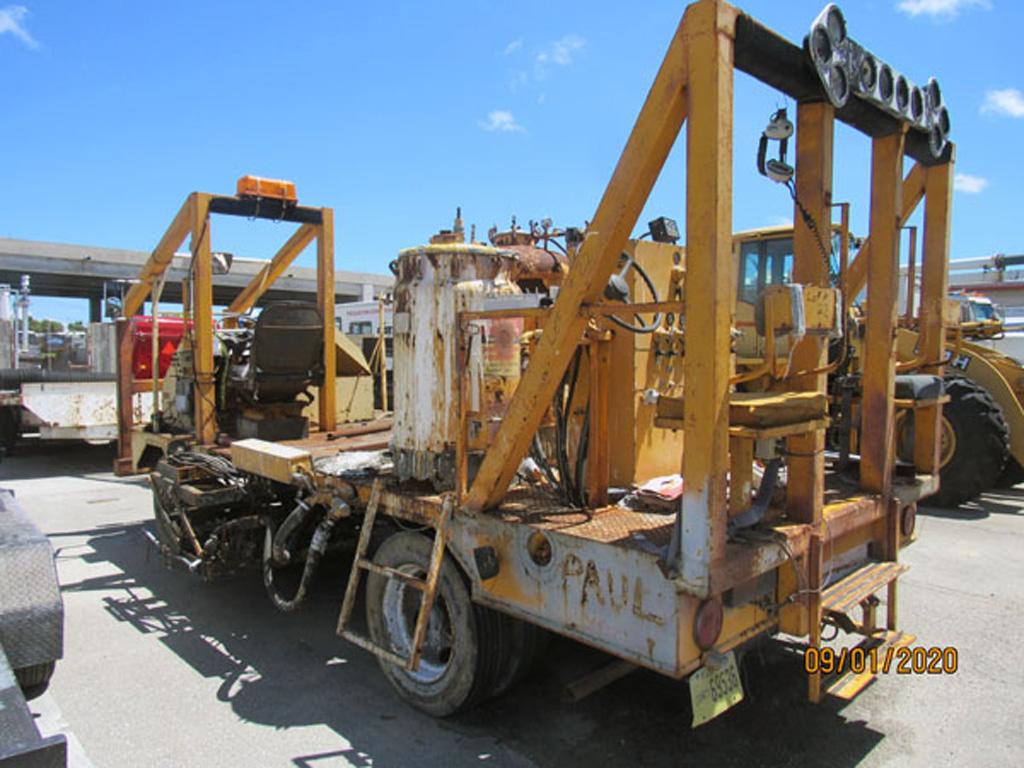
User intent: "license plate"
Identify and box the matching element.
[689,650,744,727]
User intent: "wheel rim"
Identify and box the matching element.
[939,415,957,469]
[380,564,453,683]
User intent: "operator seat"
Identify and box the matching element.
[250,301,324,403]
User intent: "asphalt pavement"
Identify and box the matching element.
[1,441,1021,768]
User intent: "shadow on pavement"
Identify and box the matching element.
[919,485,1024,521]
[0,441,148,488]
[50,518,886,768]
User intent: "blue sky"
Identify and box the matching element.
[2,0,1022,324]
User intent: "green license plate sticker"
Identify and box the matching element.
[689,650,744,727]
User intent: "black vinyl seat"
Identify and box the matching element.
[893,374,944,401]
[251,302,324,403]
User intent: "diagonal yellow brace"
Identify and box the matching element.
[227,223,318,316]
[842,162,925,301]
[123,194,194,318]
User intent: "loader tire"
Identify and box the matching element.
[365,531,512,716]
[930,376,1009,507]
[15,661,55,700]
[997,457,1024,489]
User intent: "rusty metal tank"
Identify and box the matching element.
[392,240,523,487]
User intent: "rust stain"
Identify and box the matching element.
[632,578,666,626]
[582,560,604,607]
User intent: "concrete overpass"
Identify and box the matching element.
[0,237,393,321]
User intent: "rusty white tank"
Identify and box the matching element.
[391,238,522,487]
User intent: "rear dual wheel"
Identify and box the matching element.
[365,532,545,716]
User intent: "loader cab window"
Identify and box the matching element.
[767,239,794,286]
[737,236,795,303]
[739,241,762,303]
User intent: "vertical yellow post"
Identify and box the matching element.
[318,208,337,432]
[378,294,389,412]
[586,338,611,508]
[114,317,134,472]
[679,0,736,595]
[860,132,906,494]
[914,158,954,473]
[787,101,834,523]
[191,193,217,445]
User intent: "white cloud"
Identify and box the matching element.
[479,110,524,133]
[503,39,522,56]
[0,5,39,49]
[981,88,1024,118]
[536,34,585,67]
[954,173,989,194]
[896,0,990,18]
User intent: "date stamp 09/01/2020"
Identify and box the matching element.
[804,646,959,676]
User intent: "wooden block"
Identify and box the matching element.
[656,391,827,429]
[728,391,827,428]
[230,438,313,484]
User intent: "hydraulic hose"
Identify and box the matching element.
[263,499,349,612]
[0,368,117,387]
[608,258,663,335]
[270,497,312,566]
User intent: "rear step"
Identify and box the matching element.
[808,559,910,703]
[824,629,917,700]
[823,561,908,618]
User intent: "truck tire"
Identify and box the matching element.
[931,376,1010,507]
[15,661,56,700]
[0,407,18,456]
[365,531,512,716]
[491,619,549,696]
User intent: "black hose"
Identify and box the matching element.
[271,497,312,565]
[530,434,560,489]
[608,258,663,335]
[0,368,117,386]
[557,350,584,505]
[263,502,347,612]
[573,409,590,507]
[728,459,782,536]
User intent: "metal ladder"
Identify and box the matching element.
[336,478,454,671]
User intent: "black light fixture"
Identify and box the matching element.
[648,216,680,244]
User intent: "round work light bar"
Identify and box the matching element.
[806,3,950,157]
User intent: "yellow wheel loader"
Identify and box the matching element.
[732,224,1024,506]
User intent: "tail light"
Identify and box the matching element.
[694,598,724,651]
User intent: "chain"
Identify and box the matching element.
[786,179,838,286]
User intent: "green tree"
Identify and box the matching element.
[68,321,86,332]
[28,317,65,334]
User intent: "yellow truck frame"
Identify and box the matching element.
[112,188,339,474]
[148,0,958,720]
[328,0,955,707]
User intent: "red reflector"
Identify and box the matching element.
[694,598,724,651]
